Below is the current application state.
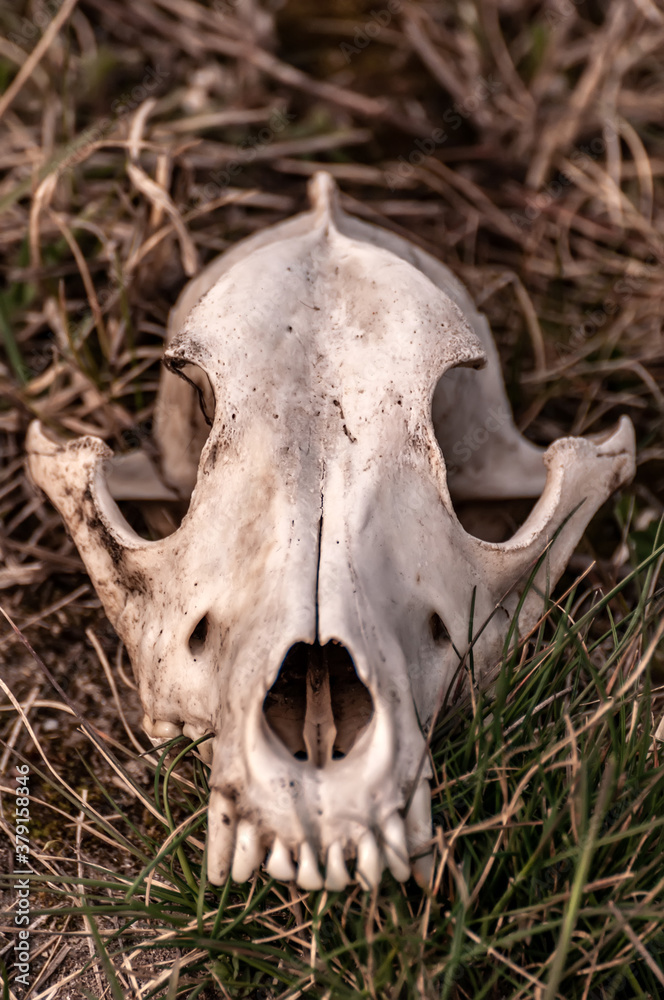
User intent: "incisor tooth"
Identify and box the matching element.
[207,790,236,886]
[152,720,182,739]
[232,819,263,882]
[325,841,349,892]
[382,812,410,882]
[406,780,434,887]
[297,841,323,891]
[356,831,382,890]
[266,838,296,882]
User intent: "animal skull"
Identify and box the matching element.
[27,172,635,891]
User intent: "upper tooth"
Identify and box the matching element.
[325,841,349,892]
[207,790,237,886]
[232,820,263,882]
[405,780,433,886]
[266,838,296,882]
[152,720,182,739]
[405,780,433,847]
[297,841,323,891]
[382,812,410,882]
[356,830,382,890]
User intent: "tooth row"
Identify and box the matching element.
[206,780,434,891]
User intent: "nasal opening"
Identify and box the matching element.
[262,641,374,767]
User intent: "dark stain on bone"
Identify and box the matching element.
[121,570,151,596]
[84,501,124,569]
[205,439,220,471]
[69,437,100,454]
[332,398,357,443]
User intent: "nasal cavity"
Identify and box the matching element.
[262,641,374,767]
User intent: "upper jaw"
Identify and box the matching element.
[141,635,436,891]
[203,668,434,890]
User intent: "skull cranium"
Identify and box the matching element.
[27,172,635,890]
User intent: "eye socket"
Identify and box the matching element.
[164,357,216,427]
[189,615,209,655]
[110,358,215,542]
[429,612,450,645]
[431,369,541,543]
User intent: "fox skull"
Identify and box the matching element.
[27,172,635,891]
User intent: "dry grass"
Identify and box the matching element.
[1,0,664,997]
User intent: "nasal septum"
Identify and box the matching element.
[262,640,374,767]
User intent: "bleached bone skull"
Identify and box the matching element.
[27,172,635,892]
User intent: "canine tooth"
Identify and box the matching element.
[325,841,349,892]
[406,780,434,885]
[266,837,296,882]
[297,841,324,891]
[152,720,182,739]
[356,831,382,890]
[142,714,154,737]
[183,723,213,764]
[382,812,410,882]
[231,819,264,882]
[207,790,236,886]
